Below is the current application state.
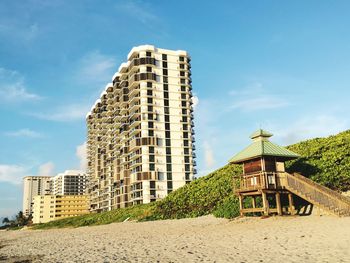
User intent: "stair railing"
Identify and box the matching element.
[284,173,350,215]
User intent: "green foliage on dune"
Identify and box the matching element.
[149,164,242,220]
[33,130,350,229]
[32,204,153,229]
[286,130,350,192]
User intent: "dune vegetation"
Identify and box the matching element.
[33,130,350,229]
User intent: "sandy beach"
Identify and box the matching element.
[1,215,350,263]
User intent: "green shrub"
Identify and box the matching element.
[151,164,242,219]
[287,130,350,191]
[212,195,240,218]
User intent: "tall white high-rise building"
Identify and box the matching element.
[51,170,87,195]
[86,45,196,212]
[22,176,51,217]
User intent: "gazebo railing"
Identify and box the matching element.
[237,171,285,192]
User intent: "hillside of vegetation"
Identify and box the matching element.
[33,130,350,229]
[286,130,350,192]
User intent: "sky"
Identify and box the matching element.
[1,0,350,218]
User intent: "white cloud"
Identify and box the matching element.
[273,114,349,145]
[0,164,28,185]
[0,22,39,42]
[192,95,199,110]
[0,161,55,185]
[203,141,215,169]
[115,0,158,25]
[76,50,116,86]
[38,161,55,176]
[29,103,90,122]
[230,95,289,111]
[0,67,42,103]
[4,128,43,138]
[229,82,289,112]
[76,142,87,171]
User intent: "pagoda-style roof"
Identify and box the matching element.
[229,129,300,163]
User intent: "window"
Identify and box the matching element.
[158,172,165,181]
[163,84,168,91]
[167,181,173,189]
[149,163,155,171]
[166,156,172,163]
[146,51,152,57]
[163,69,168,75]
[147,90,152,96]
[163,76,168,83]
[165,116,170,123]
[179,56,184,61]
[164,100,169,107]
[148,130,154,136]
[165,131,171,138]
[156,138,163,146]
[162,54,167,60]
[166,164,172,171]
[147,82,152,88]
[166,139,171,147]
[148,105,153,112]
[180,71,185,76]
[147,98,153,104]
[147,66,152,72]
[162,61,168,68]
[164,92,169,99]
[149,155,155,162]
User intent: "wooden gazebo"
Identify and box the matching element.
[229,129,300,216]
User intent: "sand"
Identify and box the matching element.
[1,215,350,263]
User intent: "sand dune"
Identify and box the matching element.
[1,215,350,262]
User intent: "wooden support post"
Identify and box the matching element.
[276,192,282,215]
[238,195,243,216]
[288,193,295,215]
[252,196,256,209]
[262,191,269,216]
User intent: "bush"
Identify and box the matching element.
[151,164,242,219]
[212,195,240,218]
[287,130,350,191]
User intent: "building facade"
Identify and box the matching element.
[86,45,196,212]
[22,176,51,217]
[51,170,87,195]
[32,195,89,224]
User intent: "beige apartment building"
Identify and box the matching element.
[51,170,87,195]
[32,195,89,224]
[86,45,196,212]
[22,176,51,217]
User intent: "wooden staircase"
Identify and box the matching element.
[284,173,350,216]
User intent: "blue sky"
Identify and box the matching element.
[1,0,350,218]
